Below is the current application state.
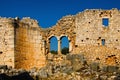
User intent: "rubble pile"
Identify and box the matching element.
[0,53,120,80]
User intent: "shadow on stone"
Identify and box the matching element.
[0,73,12,80]
[12,72,34,80]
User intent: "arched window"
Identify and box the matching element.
[60,36,69,55]
[49,36,58,54]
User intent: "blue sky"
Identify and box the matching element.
[0,0,120,51]
[0,0,120,28]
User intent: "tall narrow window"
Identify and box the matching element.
[60,36,69,55]
[49,36,58,54]
[102,18,109,27]
[102,39,105,46]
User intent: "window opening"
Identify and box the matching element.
[49,36,58,54]
[102,18,109,27]
[102,39,105,46]
[60,36,69,55]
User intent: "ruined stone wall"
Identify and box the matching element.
[0,8,120,70]
[15,18,46,70]
[0,18,15,68]
[74,8,120,66]
[75,8,120,48]
[43,15,76,54]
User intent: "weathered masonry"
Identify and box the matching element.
[0,8,120,70]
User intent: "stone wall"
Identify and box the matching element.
[44,15,76,54]
[74,8,120,66]
[15,18,46,70]
[0,8,120,70]
[75,8,120,48]
[0,18,15,68]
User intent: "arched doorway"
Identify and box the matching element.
[49,36,58,54]
[60,36,69,55]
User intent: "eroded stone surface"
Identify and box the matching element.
[0,9,120,70]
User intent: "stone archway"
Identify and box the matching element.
[46,35,73,55]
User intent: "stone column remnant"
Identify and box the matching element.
[58,39,61,55]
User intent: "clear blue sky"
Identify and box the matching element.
[0,0,120,51]
[0,0,120,28]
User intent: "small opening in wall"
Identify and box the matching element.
[118,30,120,32]
[81,40,84,42]
[97,37,101,41]
[0,51,3,54]
[99,37,101,39]
[102,18,109,27]
[101,12,103,14]
[114,48,117,49]
[116,39,118,41]
[88,22,91,24]
[96,57,100,60]
[102,39,105,46]
[98,43,100,45]
[86,38,89,40]
[75,45,78,47]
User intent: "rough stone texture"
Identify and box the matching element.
[15,18,46,70]
[0,18,15,68]
[74,8,120,66]
[0,8,120,70]
[0,53,120,80]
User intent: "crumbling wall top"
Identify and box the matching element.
[0,17,15,23]
[76,8,120,16]
[56,15,75,27]
[20,17,40,28]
